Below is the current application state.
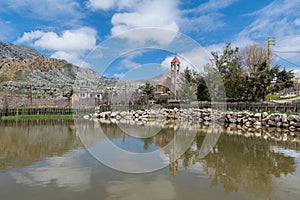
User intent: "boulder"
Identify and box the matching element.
[276,122,282,127]
[254,113,261,118]
[288,115,296,122]
[262,112,269,118]
[281,114,288,123]
[268,120,276,127]
[245,121,252,127]
[229,118,237,123]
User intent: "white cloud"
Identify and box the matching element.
[275,35,300,53]
[110,0,179,33]
[87,0,141,11]
[294,18,300,26]
[17,30,45,43]
[161,48,211,73]
[87,0,116,10]
[17,27,97,67]
[195,0,239,12]
[51,51,91,68]
[89,0,179,45]
[236,0,300,70]
[179,0,238,33]
[238,0,300,40]
[18,27,97,51]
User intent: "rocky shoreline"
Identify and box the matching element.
[83,108,300,143]
[86,108,300,131]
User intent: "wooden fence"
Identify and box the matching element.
[196,102,300,113]
[0,107,95,117]
[113,102,300,113]
[0,102,299,118]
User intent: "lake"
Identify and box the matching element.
[0,119,299,200]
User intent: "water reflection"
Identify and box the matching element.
[0,120,81,170]
[0,120,299,199]
[10,150,91,191]
[94,120,298,198]
[76,120,197,173]
[106,177,176,200]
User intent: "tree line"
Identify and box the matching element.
[179,43,294,102]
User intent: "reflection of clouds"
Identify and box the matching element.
[273,147,300,158]
[198,123,222,158]
[10,150,91,191]
[183,162,209,179]
[77,120,196,173]
[106,177,176,200]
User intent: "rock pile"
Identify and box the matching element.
[225,111,300,131]
[88,108,300,130]
[88,108,223,122]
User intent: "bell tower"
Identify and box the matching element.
[170,56,180,100]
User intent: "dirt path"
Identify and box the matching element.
[271,96,300,103]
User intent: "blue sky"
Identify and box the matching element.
[0,0,299,79]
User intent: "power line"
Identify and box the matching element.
[273,53,300,68]
[273,51,300,53]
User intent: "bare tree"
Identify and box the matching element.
[240,43,269,74]
[2,93,9,116]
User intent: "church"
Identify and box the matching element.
[154,56,184,101]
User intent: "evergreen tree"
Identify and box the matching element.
[142,82,154,100]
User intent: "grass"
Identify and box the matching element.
[1,114,74,120]
[270,95,296,100]
[292,99,300,104]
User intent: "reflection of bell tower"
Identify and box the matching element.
[170,56,180,100]
[169,160,178,176]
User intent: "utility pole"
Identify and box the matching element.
[267,36,275,70]
[266,36,275,101]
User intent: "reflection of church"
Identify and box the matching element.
[154,128,180,177]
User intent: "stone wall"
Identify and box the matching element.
[90,108,300,131]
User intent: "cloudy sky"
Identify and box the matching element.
[0,0,299,78]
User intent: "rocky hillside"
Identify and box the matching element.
[0,41,42,60]
[0,41,117,100]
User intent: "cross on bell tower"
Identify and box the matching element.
[170,56,180,100]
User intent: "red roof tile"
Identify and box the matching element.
[171,56,180,64]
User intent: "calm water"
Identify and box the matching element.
[0,120,300,200]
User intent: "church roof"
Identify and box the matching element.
[170,56,180,64]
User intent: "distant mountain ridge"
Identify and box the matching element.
[0,41,117,100]
[0,41,42,60]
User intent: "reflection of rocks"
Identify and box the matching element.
[223,123,300,144]
[88,109,300,143]
[0,121,81,170]
[117,120,166,138]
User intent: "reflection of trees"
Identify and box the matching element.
[0,121,80,170]
[181,134,297,198]
[78,120,297,198]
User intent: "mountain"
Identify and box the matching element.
[0,41,42,60]
[0,41,117,100]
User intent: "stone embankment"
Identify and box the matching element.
[86,108,300,131]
